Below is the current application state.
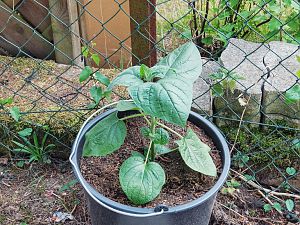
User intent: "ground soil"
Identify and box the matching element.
[0,160,297,225]
[81,117,222,207]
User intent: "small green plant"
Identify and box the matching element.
[221,178,241,195]
[12,128,54,164]
[81,42,217,205]
[209,68,244,97]
[284,56,300,104]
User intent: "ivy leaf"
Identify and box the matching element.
[91,54,100,66]
[211,83,224,96]
[285,199,295,212]
[285,85,300,104]
[286,167,296,176]
[155,144,173,155]
[119,155,165,204]
[273,202,282,213]
[18,128,33,137]
[116,100,138,111]
[94,71,110,86]
[153,128,169,145]
[175,129,216,176]
[79,66,93,82]
[83,112,126,156]
[90,86,102,104]
[107,66,143,90]
[10,106,21,122]
[263,204,272,212]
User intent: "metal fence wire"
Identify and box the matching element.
[0,0,299,205]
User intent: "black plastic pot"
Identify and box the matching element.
[70,108,230,225]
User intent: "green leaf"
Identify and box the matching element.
[81,46,89,58]
[116,100,138,111]
[107,66,143,90]
[263,204,272,212]
[285,85,300,104]
[119,155,165,204]
[155,144,173,155]
[273,202,282,213]
[90,86,102,104]
[140,127,151,138]
[140,64,151,81]
[0,97,13,105]
[201,37,213,45]
[91,54,100,66]
[211,83,224,97]
[79,66,93,82]
[180,29,192,39]
[175,129,216,176]
[94,71,110,86]
[155,41,202,81]
[292,139,300,149]
[150,65,175,79]
[59,179,78,192]
[16,160,25,168]
[10,106,21,122]
[131,151,145,159]
[18,128,33,137]
[153,128,169,145]
[83,112,126,156]
[286,167,296,176]
[285,199,295,212]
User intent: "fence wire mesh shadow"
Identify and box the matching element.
[0,0,299,215]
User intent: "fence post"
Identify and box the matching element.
[129,0,157,66]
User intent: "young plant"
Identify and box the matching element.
[82,42,217,205]
[12,128,54,164]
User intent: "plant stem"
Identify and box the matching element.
[150,117,156,161]
[120,113,144,121]
[144,140,153,165]
[156,122,183,139]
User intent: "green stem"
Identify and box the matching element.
[150,117,156,161]
[157,122,183,139]
[120,113,144,121]
[144,140,153,165]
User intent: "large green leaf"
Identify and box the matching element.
[129,78,193,127]
[83,112,126,156]
[107,66,143,90]
[116,100,138,111]
[119,155,165,205]
[175,129,216,176]
[285,84,300,104]
[155,41,202,81]
[129,42,202,127]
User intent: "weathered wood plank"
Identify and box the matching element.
[67,0,82,66]
[0,0,53,58]
[49,0,73,64]
[129,0,157,66]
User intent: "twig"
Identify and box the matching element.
[258,190,283,215]
[231,169,300,199]
[1,180,11,187]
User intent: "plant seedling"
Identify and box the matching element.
[12,128,55,164]
[81,42,217,205]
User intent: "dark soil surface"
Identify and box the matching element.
[81,117,222,207]
[0,160,297,225]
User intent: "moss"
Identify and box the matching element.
[221,124,300,168]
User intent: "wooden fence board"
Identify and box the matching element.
[48,0,73,64]
[2,0,52,41]
[0,0,53,59]
[80,0,131,68]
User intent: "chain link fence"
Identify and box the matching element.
[0,0,299,217]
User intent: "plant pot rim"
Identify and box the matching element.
[70,108,230,215]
